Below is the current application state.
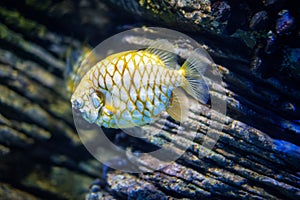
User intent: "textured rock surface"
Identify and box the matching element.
[104,0,226,34]
[0,0,299,199]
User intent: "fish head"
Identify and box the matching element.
[71,79,105,123]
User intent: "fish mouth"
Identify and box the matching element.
[71,96,83,110]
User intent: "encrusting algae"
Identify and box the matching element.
[71,40,213,128]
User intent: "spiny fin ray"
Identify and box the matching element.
[145,39,177,69]
[181,48,213,76]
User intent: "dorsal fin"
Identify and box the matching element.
[181,47,214,76]
[145,39,178,69]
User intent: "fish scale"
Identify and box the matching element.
[71,46,210,128]
[87,51,180,128]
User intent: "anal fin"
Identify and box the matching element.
[166,88,189,122]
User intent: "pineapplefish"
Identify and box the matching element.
[71,40,211,128]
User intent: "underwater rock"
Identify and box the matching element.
[0,2,108,199]
[282,48,300,79]
[249,10,268,30]
[20,165,94,199]
[86,179,117,200]
[104,0,300,81]
[106,172,168,199]
[104,0,230,34]
[0,183,40,200]
[276,10,295,36]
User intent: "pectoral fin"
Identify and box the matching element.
[166,88,189,122]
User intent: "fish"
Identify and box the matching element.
[71,40,211,128]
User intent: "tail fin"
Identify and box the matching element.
[180,48,213,104]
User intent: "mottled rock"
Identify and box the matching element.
[21,165,93,199]
[107,172,168,199]
[0,183,39,200]
[105,0,229,34]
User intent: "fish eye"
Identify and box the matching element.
[90,91,104,109]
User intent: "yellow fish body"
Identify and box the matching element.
[71,42,210,128]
